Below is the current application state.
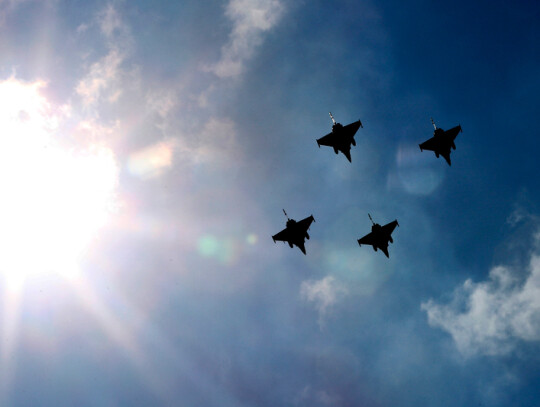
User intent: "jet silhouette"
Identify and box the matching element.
[272,210,315,255]
[419,118,462,166]
[316,112,363,162]
[357,214,399,258]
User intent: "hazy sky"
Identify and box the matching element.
[0,0,539,406]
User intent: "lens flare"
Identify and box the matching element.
[393,144,444,195]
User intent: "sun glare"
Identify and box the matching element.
[0,78,118,286]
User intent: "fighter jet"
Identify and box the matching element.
[357,214,399,258]
[419,118,462,166]
[316,112,363,162]
[272,210,315,255]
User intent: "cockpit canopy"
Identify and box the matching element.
[371,223,381,232]
[332,123,343,133]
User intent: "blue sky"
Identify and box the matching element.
[0,0,539,406]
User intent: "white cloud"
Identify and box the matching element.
[422,252,540,357]
[506,201,540,227]
[99,3,124,38]
[300,276,347,328]
[76,3,134,109]
[76,48,125,107]
[146,89,178,119]
[195,117,238,160]
[76,22,89,34]
[73,3,246,180]
[208,0,285,78]
[73,119,120,144]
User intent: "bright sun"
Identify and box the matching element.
[0,78,118,287]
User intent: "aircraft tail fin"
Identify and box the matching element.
[442,153,451,166]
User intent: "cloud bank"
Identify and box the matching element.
[422,249,540,357]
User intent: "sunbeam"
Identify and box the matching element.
[0,77,119,402]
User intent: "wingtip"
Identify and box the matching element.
[396,220,399,227]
